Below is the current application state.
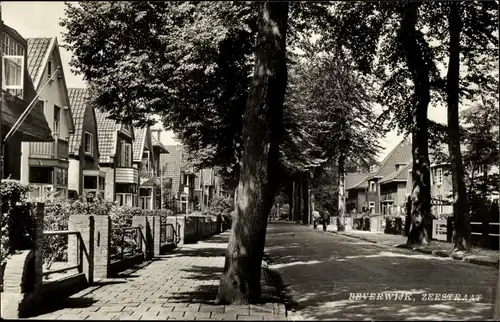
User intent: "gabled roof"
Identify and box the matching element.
[26,37,75,133]
[95,108,122,163]
[379,163,412,184]
[133,127,148,162]
[68,88,99,155]
[345,172,370,190]
[367,139,412,181]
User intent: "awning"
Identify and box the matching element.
[83,169,107,177]
[2,93,53,142]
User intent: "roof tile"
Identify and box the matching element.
[26,37,52,85]
[67,88,88,155]
[94,109,121,163]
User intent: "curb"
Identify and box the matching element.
[324,229,499,269]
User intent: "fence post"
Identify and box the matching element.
[92,216,111,279]
[68,215,95,284]
[152,216,161,256]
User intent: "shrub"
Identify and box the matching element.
[1,179,34,263]
[203,196,234,225]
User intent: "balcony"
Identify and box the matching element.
[116,167,139,184]
[29,140,69,159]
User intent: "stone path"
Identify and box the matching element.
[32,231,287,320]
[319,225,499,267]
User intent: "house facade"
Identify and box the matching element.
[95,109,138,206]
[67,88,104,199]
[21,37,75,199]
[378,163,411,216]
[345,172,369,214]
[133,126,168,209]
[1,24,53,180]
[161,145,197,214]
[194,168,217,211]
[151,129,169,209]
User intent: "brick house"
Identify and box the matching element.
[67,88,104,199]
[21,37,75,199]
[95,109,138,206]
[160,145,197,214]
[1,24,53,180]
[345,172,370,214]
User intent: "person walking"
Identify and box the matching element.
[312,210,320,229]
[322,210,330,232]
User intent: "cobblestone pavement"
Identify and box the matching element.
[320,225,499,267]
[32,231,286,320]
[265,222,498,321]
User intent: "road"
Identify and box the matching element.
[264,221,498,321]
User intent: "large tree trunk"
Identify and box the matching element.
[446,2,471,252]
[216,2,289,305]
[302,171,310,225]
[400,3,433,246]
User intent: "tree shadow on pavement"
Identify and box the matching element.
[264,224,498,321]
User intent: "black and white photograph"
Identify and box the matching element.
[0,1,498,320]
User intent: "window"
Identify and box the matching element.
[84,132,93,155]
[56,168,68,186]
[435,168,443,185]
[368,202,375,214]
[48,60,52,79]
[142,151,150,171]
[370,165,378,173]
[183,174,188,185]
[370,181,376,192]
[3,33,25,56]
[3,55,24,91]
[117,193,133,206]
[53,105,61,135]
[29,167,53,184]
[84,176,97,189]
[120,142,132,167]
[139,188,153,210]
[437,195,443,214]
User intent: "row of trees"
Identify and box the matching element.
[61,1,497,304]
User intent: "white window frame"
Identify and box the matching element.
[2,55,24,90]
[435,168,443,185]
[84,132,93,156]
[368,201,375,213]
[140,196,152,210]
[29,184,54,201]
[370,181,376,192]
[142,151,150,171]
[53,105,61,135]
[117,193,133,206]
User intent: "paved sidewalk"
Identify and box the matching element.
[315,224,499,268]
[31,231,287,320]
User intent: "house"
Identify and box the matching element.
[133,126,168,209]
[20,36,75,199]
[67,88,104,199]
[194,168,217,211]
[150,129,169,208]
[1,23,53,180]
[378,163,412,216]
[95,108,138,206]
[161,145,197,214]
[345,172,369,214]
[405,143,454,217]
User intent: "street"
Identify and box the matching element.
[265,221,498,321]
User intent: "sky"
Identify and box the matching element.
[3,1,456,162]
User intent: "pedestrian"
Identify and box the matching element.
[322,210,330,232]
[312,210,320,229]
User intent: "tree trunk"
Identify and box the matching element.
[337,160,345,231]
[400,2,433,246]
[446,2,471,252]
[216,2,289,305]
[302,171,310,225]
[295,175,302,222]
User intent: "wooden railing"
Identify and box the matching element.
[29,140,69,159]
